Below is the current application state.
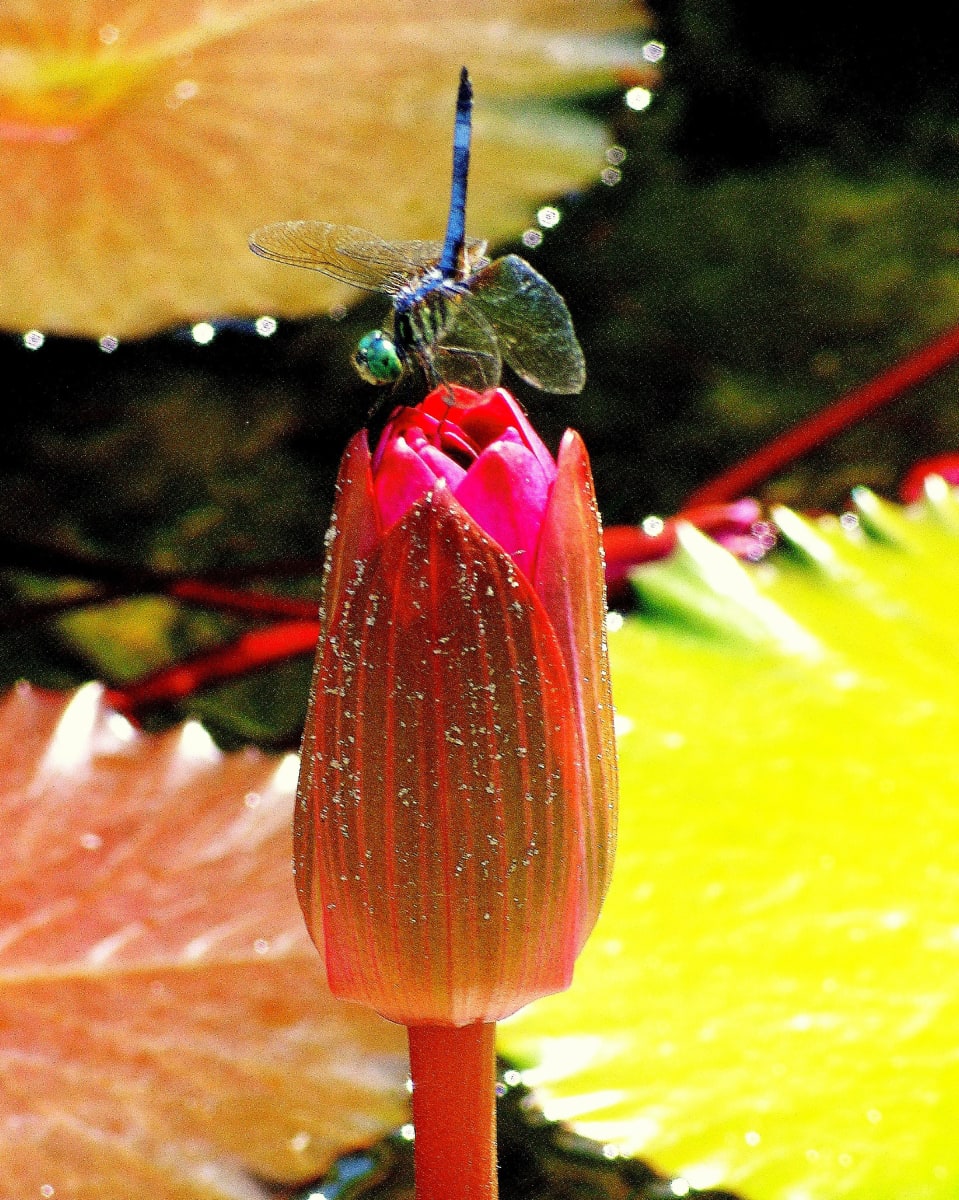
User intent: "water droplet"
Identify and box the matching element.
[191,321,215,344]
[625,86,653,111]
[79,832,103,851]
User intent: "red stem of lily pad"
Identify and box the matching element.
[407,1022,497,1200]
[684,320,959,507]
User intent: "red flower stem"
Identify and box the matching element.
[683,321,959,507]
[0,535,319,620]
[167,580,315,619]
[103,619,320,715]
[407,1022,497,1200]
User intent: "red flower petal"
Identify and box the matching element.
[317,431,381,635]
[297,485,585,1025]
[456,388,558,480]
[296,431,379,949]
[534,431,618,946]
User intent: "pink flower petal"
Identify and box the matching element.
[373,432,440,531]
[418,442,468,491]
[458,389,557,480]
[454,434,553,575]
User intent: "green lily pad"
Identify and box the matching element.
[499,480,959,1200]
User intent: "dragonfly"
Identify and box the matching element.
[249,68,585,401]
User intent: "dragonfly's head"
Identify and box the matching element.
[354,329,403,386]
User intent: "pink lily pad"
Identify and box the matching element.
[0,683,407,1200]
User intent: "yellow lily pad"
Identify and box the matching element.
[499,481,959,1199]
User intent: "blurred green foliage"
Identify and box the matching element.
[4,0,959,735]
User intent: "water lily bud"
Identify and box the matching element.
[296,386,617,1026]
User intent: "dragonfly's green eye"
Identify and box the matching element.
[354,330,402,385]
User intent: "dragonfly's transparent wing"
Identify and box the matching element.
[466,255,586,394]
[373,237,488,283]
[250,221,489,296]
[433,297,502,391]
[250,221,434,293]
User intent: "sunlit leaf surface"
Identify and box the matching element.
[500,482,959,1200]
[0,0,649,337]
[0,683,407,1200]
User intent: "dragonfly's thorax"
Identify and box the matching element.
[392,268,471,374]
[394,266,469,316]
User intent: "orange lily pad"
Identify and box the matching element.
[0,682,407,1199]
[0,1,651,338]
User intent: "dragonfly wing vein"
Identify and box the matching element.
[250,221,434,292]
[467,255,586,394]
[435,297,502,391]
[250,222,490,297]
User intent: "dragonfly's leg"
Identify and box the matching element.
[418,348,441,387]
[364,391,392,423]
[417,348,457,406]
